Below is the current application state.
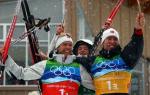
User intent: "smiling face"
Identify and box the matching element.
[102,36,119,51]
[77,44,90,56]
[57,41,73,56]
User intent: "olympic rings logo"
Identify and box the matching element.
[49,66,76,76]
[96,59,127,70]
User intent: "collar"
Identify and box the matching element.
[53,54,76,64]
[99,45,121,59]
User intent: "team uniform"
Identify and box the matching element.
[93,28,143,95]
[4,54,94,95]
[79,28,143,95]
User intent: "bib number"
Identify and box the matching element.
[59,89,69,95]
[107,81,118,90]
[94,71,131,95]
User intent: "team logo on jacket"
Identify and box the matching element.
[92,56,130,77]
[49,65,76,76]
[41,60,81,83]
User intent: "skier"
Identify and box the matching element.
[73,39,95,72]
[73,39,95,95]
[79,12,145,95]
[0,32,94,95]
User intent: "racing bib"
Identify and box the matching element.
[94,71,131,95]
[42,81,79,95]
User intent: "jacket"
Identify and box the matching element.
[4,54,94,95]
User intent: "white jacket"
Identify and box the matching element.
[4,55,94,90]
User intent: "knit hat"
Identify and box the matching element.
[101,28,119,44]
[55,34,73,48]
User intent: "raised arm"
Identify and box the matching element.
[121,13,145,69]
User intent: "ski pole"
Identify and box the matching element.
[2,0,22,63]
[137,0,142,13]
[92,0,125,55]
[106,0,125,25]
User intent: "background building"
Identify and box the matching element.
[0,0,150,95]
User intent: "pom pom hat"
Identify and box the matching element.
[101,28,119,44]
[55,34,73,48]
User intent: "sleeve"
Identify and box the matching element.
[48,34,59,58]
[4,56,46,80]
[121,28,144,69]
[80,65,95,90]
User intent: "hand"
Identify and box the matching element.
[56,25,64,35]
[102,19,112,29]
[0,47,4,54]
[135,12,145,29]
[35,51,48,60]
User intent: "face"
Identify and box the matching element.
[77,44,89,56]
[102,36,119,50]
[57,41,73,56]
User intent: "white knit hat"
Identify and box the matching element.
[101,28,119,44]
[55,35,73,48]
